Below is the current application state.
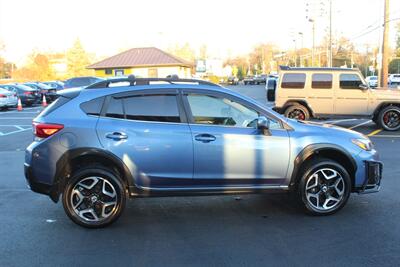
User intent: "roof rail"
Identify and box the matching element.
[86,75,220,89]
[279,65,356,71]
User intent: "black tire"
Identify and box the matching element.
[297,158,351,216]
[284,104,310,120]
[62,165,126,228]
[377,105,400,131]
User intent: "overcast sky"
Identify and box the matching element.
[0,0,399,65]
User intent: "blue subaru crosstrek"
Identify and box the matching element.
[25,76,383,228]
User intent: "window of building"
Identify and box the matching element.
[281,73,306,89]
[340,74,364,89]
[124,95,180,123]
[312,74,332,89]
[105,69,112,75]
[114,69,125,76]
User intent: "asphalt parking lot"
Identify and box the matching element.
[0,85,399,266]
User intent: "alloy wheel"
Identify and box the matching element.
[70,177,117,222]
[305,168,345,211]
[288,109,306,120]
[382,109,400,130]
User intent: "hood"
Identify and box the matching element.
[371,88,400,98]
[285,119,366,139]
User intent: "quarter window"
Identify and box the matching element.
[312,74,332,89]
[124,95,180,123]
[187,94,259,128]
[340,74,364,89]
[281,73,306,89]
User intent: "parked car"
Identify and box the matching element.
[0,87,18,109]
[389,74,400,86]
[25,75,383,228]
[265,75,278,102]
[243,75,255,85]
[24,82,58,103]
[365,76,378,88]
[254,74,267,85]
[227,76,239,85]
[43,81,65,90]
[274,66,400,131]
[63,76,104,89]
[0,84,40,106]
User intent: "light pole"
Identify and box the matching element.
[309,18,315,67]
[328,0,333,67]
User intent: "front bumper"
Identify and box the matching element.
[355,160,383,194]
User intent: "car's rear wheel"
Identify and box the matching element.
[62,165,126,228]
[284,104,310,120]
[297,158,351,215]
[378,105,400,131]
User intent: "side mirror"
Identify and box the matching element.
[359,84,369,90]
[257,116,270,131]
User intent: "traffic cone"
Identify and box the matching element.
[17,98,23,111]
[42,95,47,107]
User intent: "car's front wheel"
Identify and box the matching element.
[297,158,351,215]
[62,165,126,228]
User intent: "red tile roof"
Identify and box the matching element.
[87,47,193,69]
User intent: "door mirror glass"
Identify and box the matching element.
[257,116,270,130]
[359,84,369,90]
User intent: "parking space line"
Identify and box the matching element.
[324,119,359,124]
[348,120,372,130]
[367,129,383,136]
[0,127,32,136]
[0,117,34,119]
[370,134,400,138]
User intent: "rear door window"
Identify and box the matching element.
[340,74,364,89]
[124,95,180,123]
[312,74,332,89]
[105,97,124,119]
[281,73,306,89]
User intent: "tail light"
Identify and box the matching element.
[33,122,64,138]
[0,94,6,98]
[24,91,33,95]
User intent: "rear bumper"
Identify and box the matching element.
[355,160,383,194]
[24,163,52,196]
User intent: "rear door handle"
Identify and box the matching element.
[106,132,128,140]
[195,134,216,143]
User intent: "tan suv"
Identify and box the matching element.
[274,67,400,131]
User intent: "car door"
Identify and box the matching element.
[182,89,290,185]
[334,73,369,115]
[96,90,193,188]
[307,73,334,114]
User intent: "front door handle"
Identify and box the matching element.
[195,134,216,143]
[106,132,128,141]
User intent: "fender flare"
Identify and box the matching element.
[49,147,134,202]
[289,143,357,188]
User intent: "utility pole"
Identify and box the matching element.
[380,0,389,87]
[328,0,333,67]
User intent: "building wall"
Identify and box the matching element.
[94,66,191,78]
